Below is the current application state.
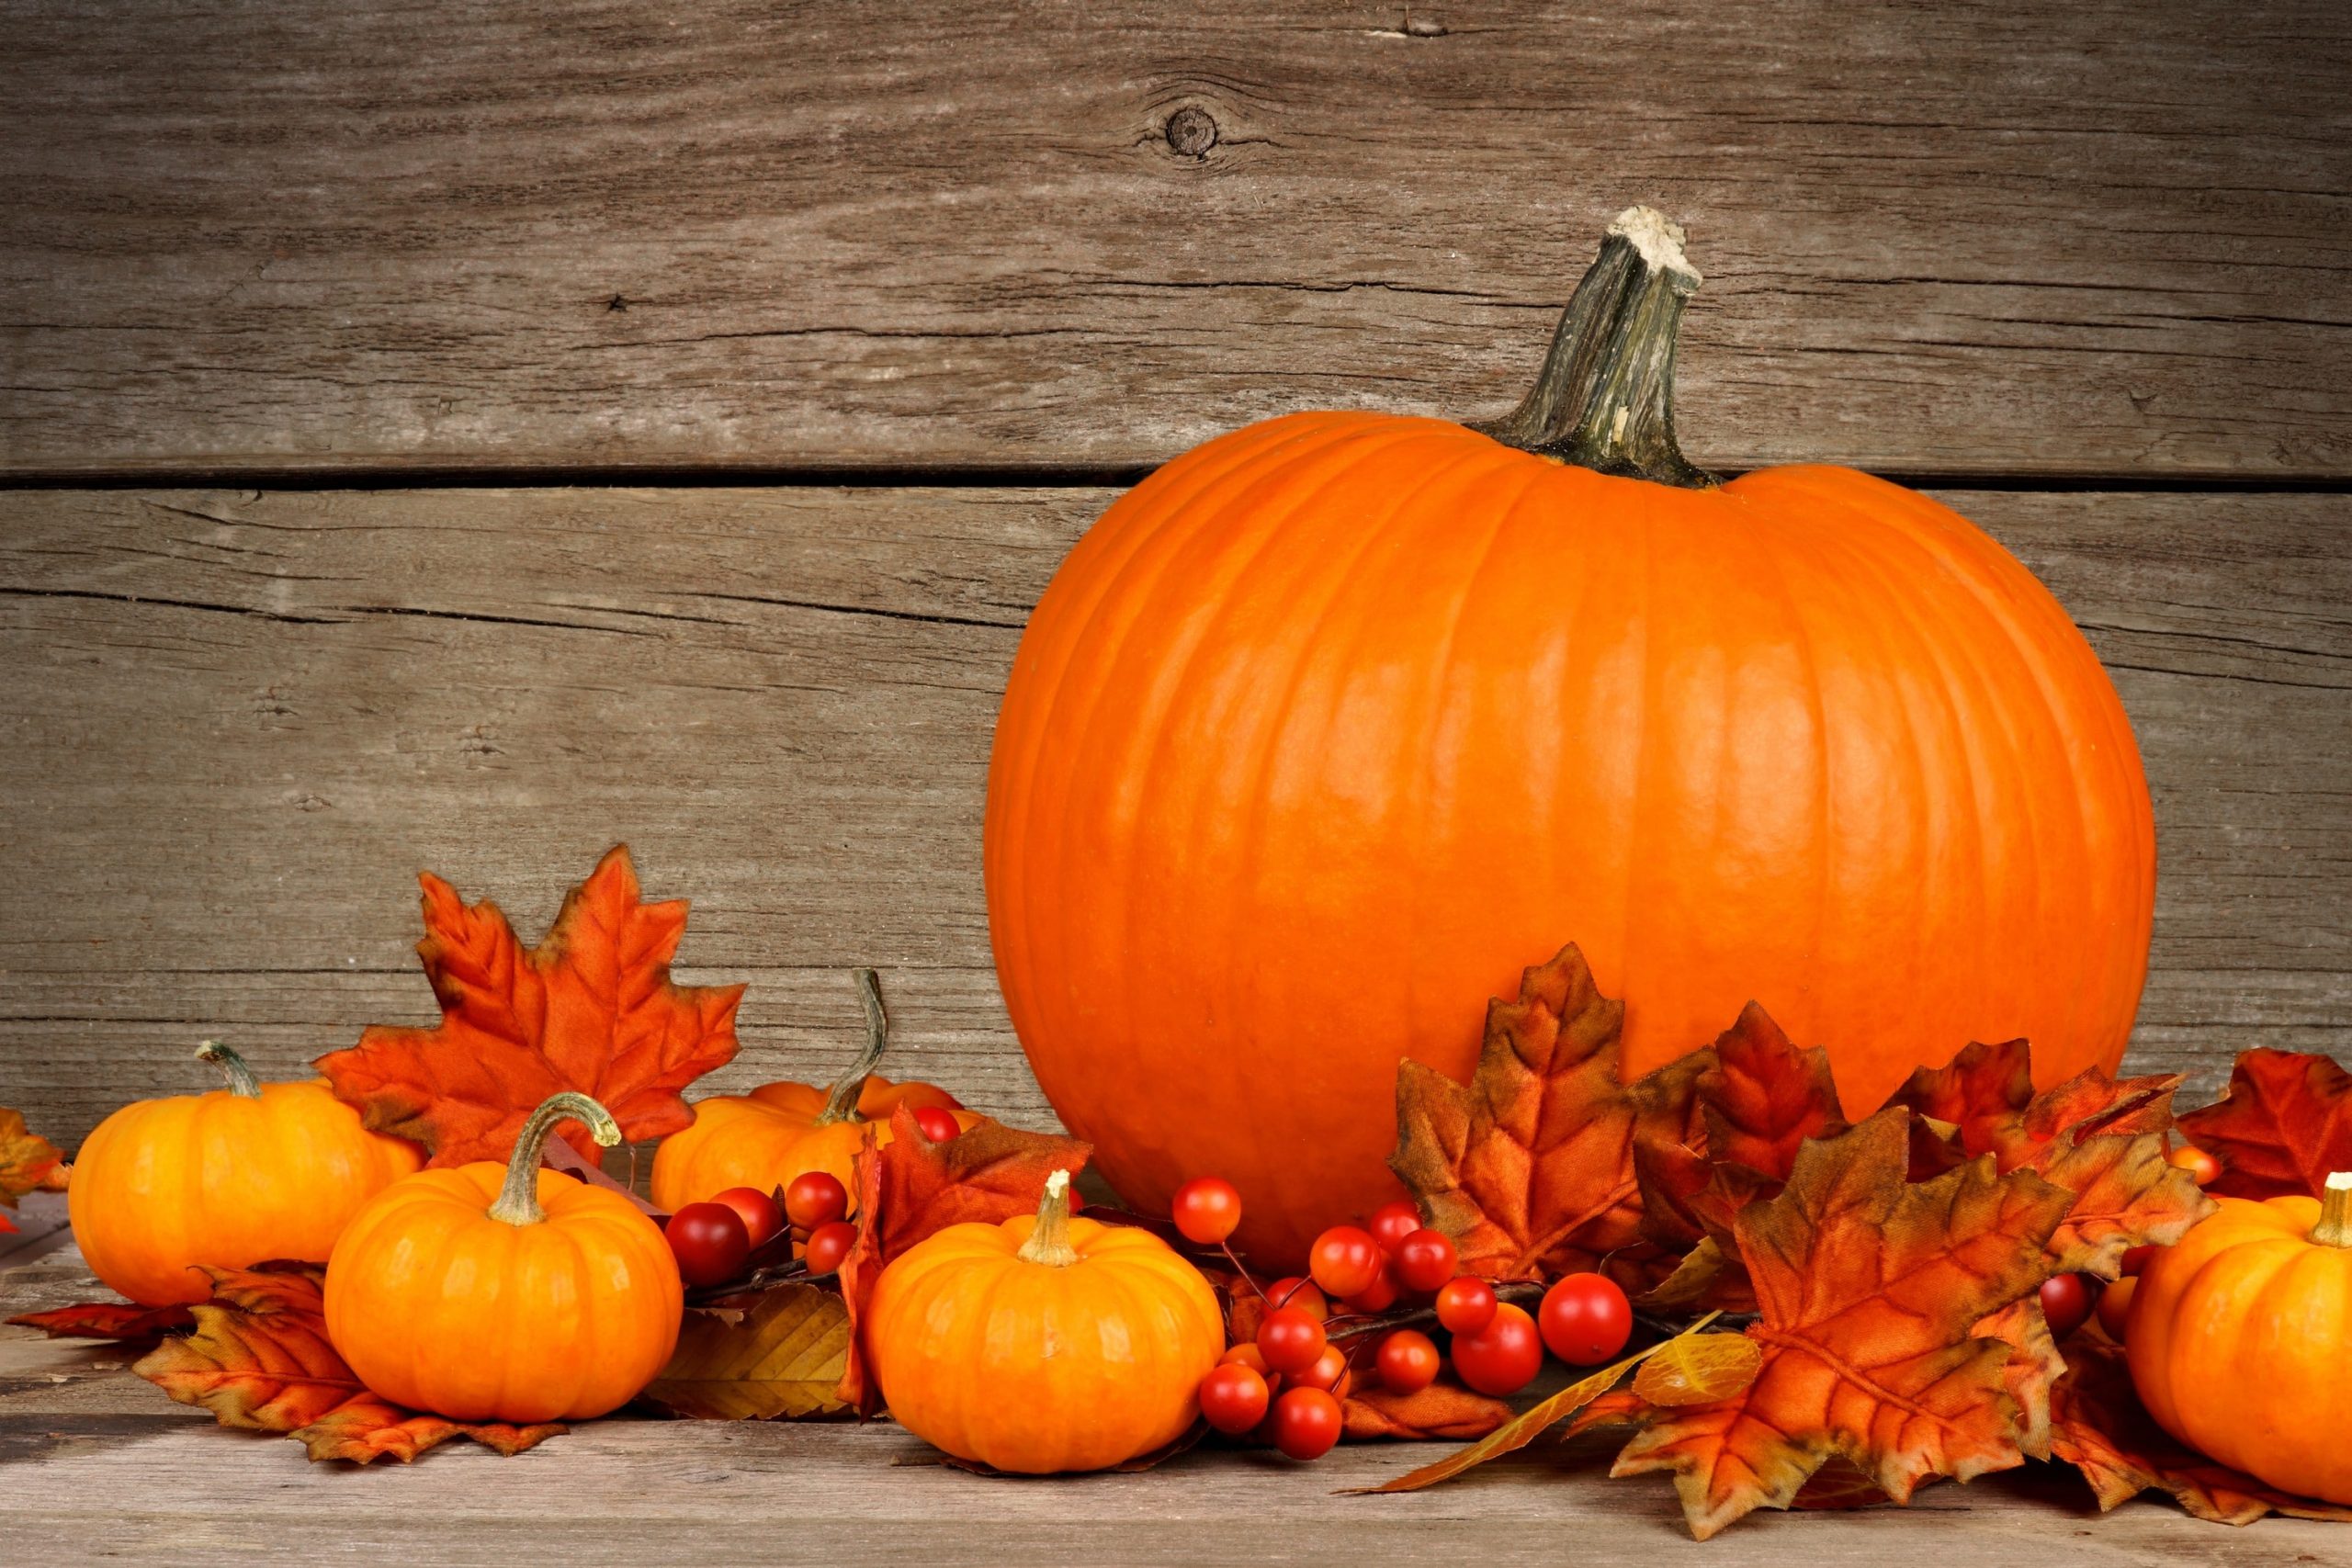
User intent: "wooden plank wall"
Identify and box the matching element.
[1,0,2347,1154]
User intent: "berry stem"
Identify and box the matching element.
[1221,1240,1270,1304]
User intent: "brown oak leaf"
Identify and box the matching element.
[2051,1338,2352,1525]
[8,1300,195,1340]
[1610,1109,2071,1540]
[1341,1379,1513,1442]
[2176,1048,2352,1201]
[318,845,741,1166]
[836,1106,1090,1413]
[131,1263,561,1463]
[1391,943,1705,1289]
[640,1285,851,1420]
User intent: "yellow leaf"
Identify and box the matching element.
[1630,1332,1762,1406]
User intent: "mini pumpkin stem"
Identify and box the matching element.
[2312,1171,2352,1248]
[1475,204,1713,488]
[194,1039,261,1100]
[1016,1169,1080,1268]
[488,1091,622,1227]
[818,967,892,1125]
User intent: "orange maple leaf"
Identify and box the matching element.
[2175,1048,2352,1201]
[1341,1380,1513,1442]
[1390,944,1706,1288]
[131,1263,561,1464]
[318,846,741,1166]
[2050,1338,2352,1525]
[836,1105,1091,1413]
[0,1106,67,1233]
[1611,1109,2071,1540]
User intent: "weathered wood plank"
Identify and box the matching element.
[0,485,2343,1147]
[1,1251,2344,1563]
[2,1,2346,479]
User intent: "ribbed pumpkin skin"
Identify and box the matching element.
[865,1212,1224,1472]
[985,412,2154,1266]
[2126,1195,2352,1503]
[69,1080,423,1305]
[649,1078,972,1213]
[324,1166,682,1422]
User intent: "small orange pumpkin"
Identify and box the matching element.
[325,1091,682,1422]
[865,1168,1224,1472]
[69,1041,423,1305]
[651,968,974,1212]
[2127,1171,2352,1503]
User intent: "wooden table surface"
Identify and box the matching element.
[3,0,2348,1559]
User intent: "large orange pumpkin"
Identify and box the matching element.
[326,1090,682,1422]
[984,208,2155,1266]
[70,1041,424,1305]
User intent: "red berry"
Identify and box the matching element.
[1257,1305,1329,1375]
[1376,1329,1440,1394]
[1434,1275,1498,1337]
[710,1185,785,1247]
[2168,1143,2220,1186]
[1391,1228,1459,1293]
[2097,1275,2138,1340]
[1366,1200,1423,1254]
[1198,1362,1271,1435]
[1271,1386,1342,1461]
[2040,1272,2100,1340]
[667,1201,751,1287]
[2120,1245,2156,1277]
[1308,1225,1385,1300]
[1341,1264,1401,1315]
[912,1105,963,1144]
[1294,1342,1350,1395]
[1538,1273,1634,1366]
[801,1219,855,1277]
[1170,1177,1244,1246]
[1266,1277,1329,1322]
[783,1170,849,1232]
[1452,1303,1544,1396]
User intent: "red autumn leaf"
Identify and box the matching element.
[1342,1379,1513,1442]
[1610,1109,2071,1540]
[0,1106,68,1232]
[1638,1003,1846,1253]
[2175,1048,2352,1201]
[8,1300,195,1341]
[131,1262,562,1464]
[1390,943,1706,1289]
[318,845,742,1166]
[835,1106,1091,1413]
[2050,1338,2352,1525]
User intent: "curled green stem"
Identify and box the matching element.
[195,1040,261,1100]
[489,1092,621,1226]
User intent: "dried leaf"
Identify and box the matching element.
[131,1263,560,1464]
[1790,1458,1893,1511]
[2051,1339,2352,1525]
[318,846,741,1166]
[1630,1333,1763,1407]
[0,1106,67,1232]
[1342,1379,1514,1442]
[1611,1110,2071,1540]
[640,1285,850,1420]
[1975,1296,2064,1460]
[2175,1048,2352,1201]
[1391,944,1705,1289]
[835,1108,1090,1413]
[7,1300,195,1341]
[1356,1314,1719,1494]
[1694,1004,1849,1179]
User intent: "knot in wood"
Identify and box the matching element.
[1163,106,1218,160]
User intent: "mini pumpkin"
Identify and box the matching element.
[651,967,974,1212]
[865,1169,1224,1472]
[2127,1170,2352,1503]
[325,1090,682,1422]
[69,1041,423,1305]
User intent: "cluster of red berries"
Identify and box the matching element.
[665,1171,860,1287]
[1171,1177,1635,1461]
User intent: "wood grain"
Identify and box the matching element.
[2,1,2346,479]
[0,1250,2344,1562]
[0,485,2343,1148]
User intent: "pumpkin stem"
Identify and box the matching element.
[2312,1171,2352,1248]
[1015,1169,1081,1268]
[487,1091,622,1227]
[194,1039,261,1100]
[1475,205,1714,488]
[818,967,892,1125]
